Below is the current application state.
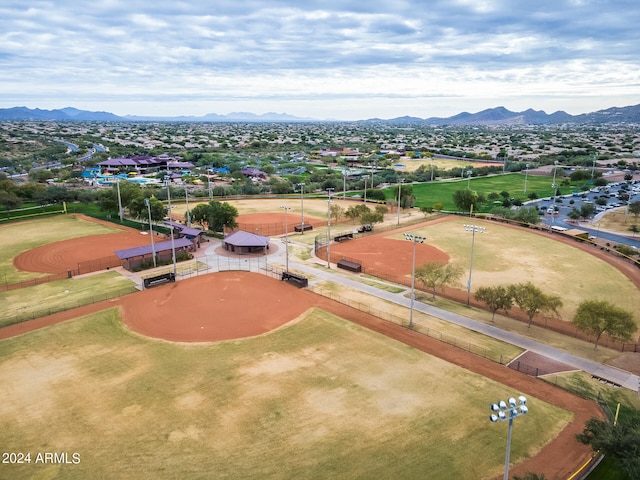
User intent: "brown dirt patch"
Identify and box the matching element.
[510,351,578,375]
[120,272,312,342]
[234,212,349,236]
[329,231,448,279]
[13,215,153,274]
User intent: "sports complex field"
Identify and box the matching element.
[1,201,637,479]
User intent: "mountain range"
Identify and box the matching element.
[1,104,639,125]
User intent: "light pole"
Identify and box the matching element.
[430,156,434,182]
[466,170,473,190]
[164,175,177,276]
[524,164,529,193]
[464,224,485,306]
[397,179,405,226]
[116,177,123,222]
[551,160,559,203]
[364,177,367,204]
[326,188,334,268]
[184,185,190,227]
[207,173,212,200]
[297,182,305,233]
[343,170,347,200]
[371,158,376,189]
[489,395,529,480]
[403,233,426,328]
[280,205,291,272]
[144,198,157,267]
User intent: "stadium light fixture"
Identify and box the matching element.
[463,224,485,306]
[403,233,426,328]
[489,395,528,480]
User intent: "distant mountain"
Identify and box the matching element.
[123,111,316,122]
[420,106,575,126]
[1,104,639,125]
[0,106,123,121]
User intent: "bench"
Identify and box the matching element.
[334,233,354,242]
[143,272,176,288]
[281,271,308,288]
[294,224,313,232]
[337,259,362,273]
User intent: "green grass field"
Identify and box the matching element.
[383,173,568,212]
[0,307,571,480]
[0,215,121,284]
[0,271,138,327]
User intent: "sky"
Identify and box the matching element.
[2,0,640,121]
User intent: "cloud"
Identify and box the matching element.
[1,0,639,119]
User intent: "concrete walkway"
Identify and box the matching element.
[199,235,640,392]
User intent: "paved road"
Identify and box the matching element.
[203,237,640,392]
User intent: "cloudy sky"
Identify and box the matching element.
[2,0,639,120]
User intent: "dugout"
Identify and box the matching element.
[163,220,205,248]
[223,230,270,254]
[115,237,194,271]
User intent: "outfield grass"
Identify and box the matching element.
[0,215,121,284]
[393,217,640,325]
[314,280,525,363]
[0,271,138,327]
[382,173,569,212]
[0,307,571,480]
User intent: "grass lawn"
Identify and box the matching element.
[0,215,121,284]
[382,173,567,212]
[595,207,640,237]
[0,271,138,327]
[392,217,640,326]
[314,280,524,364]
[0,307,571,480]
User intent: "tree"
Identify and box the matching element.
[393,183,415,209]
[419,205,433,217]
[345,204,370,223]
[415,262,463,300]
[629,201,640,222]
[128,196,165,224]
[191,201,239,232]
[361,210,384,225]
[374,205,387,216]
[580,203,596,218]
[577,414,640,479]
[572,300,637,349]
[474,285,512,322]
[452,189,478,213]
[329,203,344,222]
[509,282,563,327]
[97,181,141,215]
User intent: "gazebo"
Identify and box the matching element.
[223,230,270,254]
